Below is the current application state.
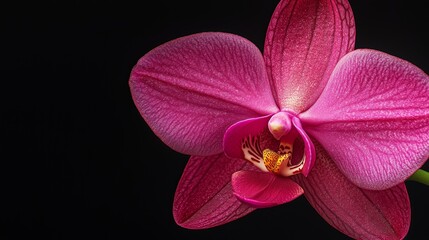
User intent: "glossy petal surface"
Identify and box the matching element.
[173,154,256,229]
[264,0,355,112]
[293,142,410,240]
[232,170,303,208]
[301,49,429,190]
[130,32,278,156]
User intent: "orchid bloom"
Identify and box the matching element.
[129,0,429,239]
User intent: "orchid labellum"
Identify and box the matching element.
[129,0,429,239]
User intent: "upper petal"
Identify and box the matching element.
[231,170,303,208]
[173,154,256,229]
[301,49,429,190]
[130,32,278,156]
[293,142,410,240]
[264,0,355,112]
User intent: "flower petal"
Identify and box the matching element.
[264,0,355,112]
[301,49,429,190]
[130,32,278,156]
[292,117,316,176]
[231,170,303,208]
[293,143,410,240]
[173,154,256,229]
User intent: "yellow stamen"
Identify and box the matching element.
[241,135,304,177]
[263,149,291,174]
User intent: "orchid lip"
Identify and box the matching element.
[241,111,313,177]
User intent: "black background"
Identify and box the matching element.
[2,0,429,239]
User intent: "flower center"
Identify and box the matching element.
[241,112,307,177]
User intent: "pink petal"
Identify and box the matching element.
[173,154,256,229]
[264,0,355,112]
[130,32,278,156]
[301,49,429,190]
[231,170,303,208]
[292,117,316,176]
[293,142,410,240]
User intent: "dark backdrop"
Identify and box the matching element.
[2,1,428,239]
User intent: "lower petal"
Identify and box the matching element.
[232,170,303,208]
[173,154,256,229]
[293,143,410,240]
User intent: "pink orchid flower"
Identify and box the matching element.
[129,0,429,239]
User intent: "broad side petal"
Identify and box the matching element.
[301,49,429,190]
[264,0,355,112]
[173,154,256,229]
[130,32,278,156]
[293,143,410,240]
[232,170,303,208]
